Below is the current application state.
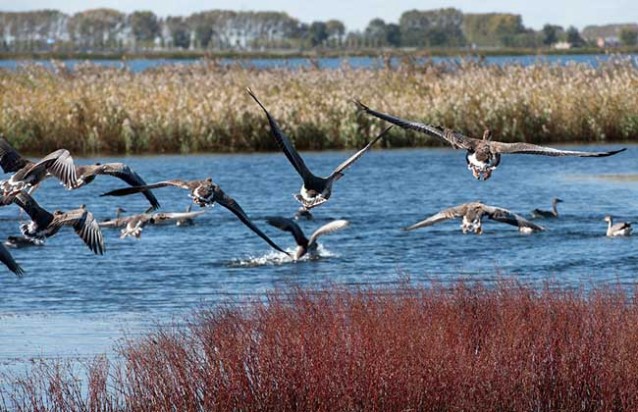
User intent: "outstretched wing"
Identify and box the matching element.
[488,141,626,157]
[247,88,315,181]
[482,205,545,232]
[100,179,192,197]
[266,216,308,247]
[150,210,206,224]
[0,136,30,173]
[214,185,289,255]
[354,100,475,149]
[403,203,472,231]
[10,191,54,228]
[308,219,350,247]
[55,208,106,255]
[329,126,391,179]
[0,242,24,276]
[23,149,77,188]
[93,163,161,210]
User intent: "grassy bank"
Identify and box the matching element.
[4,282,638,411]
[1,57,637,155]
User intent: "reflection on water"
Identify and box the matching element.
[0,145,636,363]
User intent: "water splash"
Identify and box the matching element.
[229,245,338,267]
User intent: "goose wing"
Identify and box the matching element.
[329,126,392,179]
[308,219,350,247]
[611,222,632,232]
[54,208,106,255]
[482,205,545,231]
[101,179,193,197]
[354,100,476,149]
[403,203,473,231]
[150,210,206,224]
[10,191,54,228]
[213,185,289,255]
[247,88,314,180]
[0,242,24,276]
[23,149,77,188]
[488,141,626,157]
[266,216,308,247]
[82,163,161,210]
[0,137,30,173]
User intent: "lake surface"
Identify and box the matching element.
[0,53,637,72]
[0,146,636,365]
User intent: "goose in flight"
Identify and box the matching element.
[99,208,205,238]
[4,235,44,249]
[531,198,563,218]
[354,101,626,180]
[9,191,105,254]
[0,136,77,194]
[404,201,545,234]
[0,241,24,276]
[266,216,349,260]
[101,178,288,254]
[74,163,160,210]
[248,89,391,209]
[604,215,632,237]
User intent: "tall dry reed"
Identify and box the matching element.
[4,282,638,411]
[1,57,637,155]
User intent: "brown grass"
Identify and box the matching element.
[1,57,637,155]
[4,281,638,411]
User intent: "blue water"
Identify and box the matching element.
[0,54,637,72]
[0,146,636,363]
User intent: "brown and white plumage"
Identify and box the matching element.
[604,215,632,237]
[354,101,626,180]
[248,89,390,209]
[0,241,24,276]
[404,202,545,234]
[75,162,160,210]
[102,177,289,254]
[9,191,105,255]
[266,216,349,260]
[99,208,206,238]
[0,137,77,193]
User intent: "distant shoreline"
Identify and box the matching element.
[1,46,638,61]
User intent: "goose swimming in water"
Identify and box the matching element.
[266,216,349,260]
[531,198,563,218]
[101,177,289,254]
[0,136,77,195]
[354,101,626,180]
[604,215,632,237]
[248,89,391,209]
[0,241,24,276]
[9,191,105,254]
[404,201,545,234]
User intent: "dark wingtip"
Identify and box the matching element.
[12,264,25,277]
[352,99,369,112]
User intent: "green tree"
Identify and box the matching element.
[386,23,401,47]
[325,19,345,47]
[307,21,328,47]
[542,24,562,45]
[566,26,583,46]
[619,28,638,46]
[165,16,190,49]
[365,18,387,46]
[129,11,159,43]
[399,8,465,47]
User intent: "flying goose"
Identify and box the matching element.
[73,163,160,210]
[248,89,391,209]
[4,235,44,249]
[101,178,289,254]
[354,101,626,180]
[604,215,632,237]
[531,198,563,218]
[404,201,545,234]
[293,206,313,221]
[9,191,105,255]
[266,216,350,260]
[0,136,77,194]
[0,241,24,276]
[100,208,206,238]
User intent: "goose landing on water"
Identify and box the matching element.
[266,217,349,260]
[248,89,391,209]
[354,101,626,181]
[531,198,563,218]
[604,216,632,237]
[404,201,545,234]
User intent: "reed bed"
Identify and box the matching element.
[5,282,638,411]
[1,57,637,155]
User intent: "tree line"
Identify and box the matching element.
[0,8,636,53]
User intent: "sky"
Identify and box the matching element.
[1,0,636,31]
